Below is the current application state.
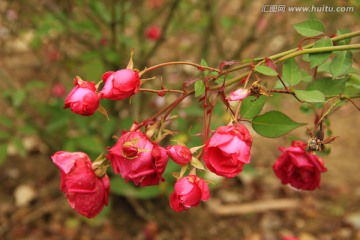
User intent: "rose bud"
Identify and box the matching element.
[227,88,250,101]
[106,130,168,187]
[51,151,110,218]
[166,145,192,165]
[170,175,210,212]
[273,140,327,191]
[64,77,100,116]
[99,69,140,100]
[203,123,252,177]
[145,25,162,41]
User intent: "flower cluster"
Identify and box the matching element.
[64,69,140,116]
[53,60,329,218]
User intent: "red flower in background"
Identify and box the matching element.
[51,151,110,218]
[166,145,192,165]
[203,124,252,177]
[52,82,66,98]
[170,175,210,212]
[273,140,327,191]
[64,77,100,116]
[282,236,299,240]
[99,69,140,100]
[145,26,162,41]
[106,130,168,187]
[147,0,164,9]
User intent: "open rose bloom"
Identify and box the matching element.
[51,151,110,218]
[106,130,168,187]
[170,175,210,212]
[64,77,100,116]
[203,124,252,177]
[100,69,140,100]
[273,140,327,191]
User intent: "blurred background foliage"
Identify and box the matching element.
[0,0,359,202]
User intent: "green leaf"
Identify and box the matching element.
[46,116,69,132]
[11,137,27,158]
[307,77,347,96]
[0,132,11,140]
[330,51,352,78]
[301,70,312,83]
[200,58,210,76]
[0,144,8,165]
[110,177,161,199]
[293,19,325,37]
[25,80,46,90]
[12,90,26,107]
[190,156,205,170]
[294,90,325,103]
[343,75,360,97]
[336,29,351,45]
[282,58,302,86]
[317,60,331,73]
[0,116,13,128]
[195,80,205,97]
[200,58,209,67]
[240,96,266,119]
[254,65,278,76]
[309,38,333,68]
[252,111,306,138]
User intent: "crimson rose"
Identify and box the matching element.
[203,124,252,177]
[170,175,210,212]
[106,130,168,186]
[64,77,100,116]
[51,151,110,218]
[99,69,140,100]
[273,140,327,191]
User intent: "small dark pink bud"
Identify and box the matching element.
[166,145,192,165]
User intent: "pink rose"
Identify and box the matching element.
[64,77,100,116]
[203,124,252,177]
[99,69,140,100]
[273,140,327,191]
[166,145,192,165]
[106,130,168,187]
[227,88,250,101]
[170,175,210,212]
[145,26,162,41]
[51,151,110,218]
